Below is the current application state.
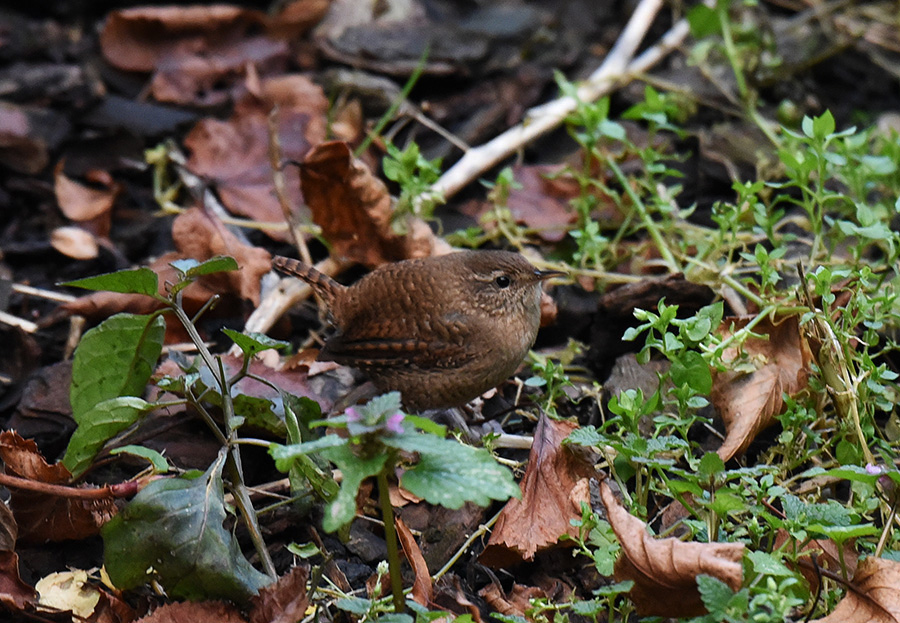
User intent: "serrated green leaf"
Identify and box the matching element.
[70,313,165,420]
[101,452,270,603]
[109,445,170,473]
[318,445,387,532]
[385,433,520,508]
[224,329,290,358]
[63,397,152,478]
[269,435,347,472]
[63,268,159,297]
[566,425,603,447]
[174,255,239,278]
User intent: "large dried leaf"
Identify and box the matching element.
[300,140,441,267]
[600,480,744,617]
[100,6,267,72]
[481,414,595,566]
[0,431,117,543]
[184,76,327,233]
[811,557,900,623]
[711,315,811,460]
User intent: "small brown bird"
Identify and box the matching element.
[273,251,562,411]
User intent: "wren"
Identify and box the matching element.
[273,251,562,411]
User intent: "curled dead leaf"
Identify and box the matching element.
[396,515,433,607]
[50,226,99,260]
[711,314,812,460]
[810,557,900,623]
[300,141,444,267]
[134,599,246,623]
[54,160,120,230]
[0,552,35,611]
[600,480,744,617]
[481,414,595,567]
[249,565,309,623]
[0,431,117,543]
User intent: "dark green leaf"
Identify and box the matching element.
[385,433,520,508]
[101,452,270,603]
[699,451,725,478]
[318,445,388,532]
[70,313,165,420]
[183,256,239,278]
[63,397,152,478]
[686,4,720,37]
[63,268,159,297]
[224,329,290,358]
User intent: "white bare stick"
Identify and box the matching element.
[0,310,38,333]
[424,0,689,203]
[232,256,344,356]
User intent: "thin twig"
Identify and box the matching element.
[268,106,314,266]
[423,0,681,204]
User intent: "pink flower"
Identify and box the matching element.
[385,412,405,434]
[866,463,885,475]
[345,407,361,423]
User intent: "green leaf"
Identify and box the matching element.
[109,445,170,473]
[697,574,738,616]
[385,433,520,508]
[746,550,795,578]
[101,452,270,603]
[318,445,387,532]
[63,397,153,478]
[63,268,159,297]
[699,451,725,478]
[70,313,165,420]
[566,425,603,447]
[224,329,290,358]
[686,4,720,37]
[269,435,347,472]
[181,255,239,278]
[670,350,712,394]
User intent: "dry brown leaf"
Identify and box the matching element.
[171,207,272,305]
[54,160,120,227]
[61,207,272,334]
[0,501,16,553]
[135,600,246,623]
[300,140,443,268]
[249,565,308,623]
[481,414,595,567]
[479,582,546,617]
[0,552,35,611]
[432,574,483,623]
[811,557,900,623]
[711,314,812,460]
[267,0,332,38]
[396,515,433,607]
[184,76,327,234]
[50,226,99,260]
[0,431,117,543]
[600,480,744,618]
[100,6,266,72]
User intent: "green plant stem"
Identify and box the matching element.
[170,301,277,579]
[377,469,406,613]
[433,509,502,582]
[354,47,429,157]
[605,157,681,272]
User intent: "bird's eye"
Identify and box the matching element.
[495,275,511,288]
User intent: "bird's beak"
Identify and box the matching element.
[534,269,566,281]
